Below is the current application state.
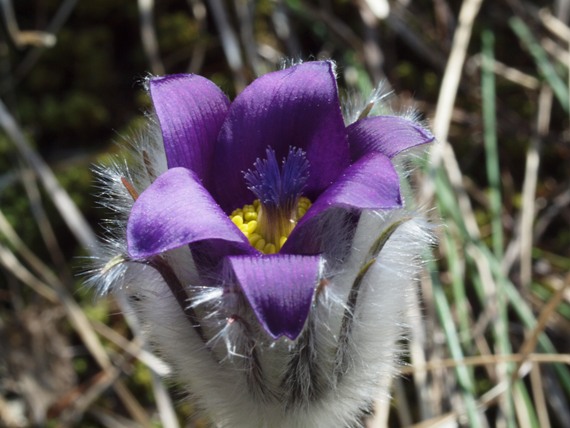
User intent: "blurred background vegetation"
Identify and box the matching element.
[0,0,569,426]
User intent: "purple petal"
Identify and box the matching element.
[212,61,349,212]
[282,153,401,254]
[127,167,248,259]
[348,115,434,162]
[226,254,322,340]
[150,74,230,185]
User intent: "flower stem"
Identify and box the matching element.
[334,217,411,380]
[145,256,207,343]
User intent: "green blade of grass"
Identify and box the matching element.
[443,230,471,344]
[477,243,570,396]
[480,32,516,425]
[430,259,483,427]
[467,247,517,427]
[509,16,569,112]
[481,29,504,258]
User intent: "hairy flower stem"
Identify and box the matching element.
[228,314,273,401]
[142,256,207,343]
[281,314,326,408]
[334,217,411,380]
[133,257,272,395]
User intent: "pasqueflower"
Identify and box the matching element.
[91,60,434,427]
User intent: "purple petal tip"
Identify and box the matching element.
[227,254,322,340]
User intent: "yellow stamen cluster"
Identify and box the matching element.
[230,197,311,254]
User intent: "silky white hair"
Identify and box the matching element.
[87,86,435,428]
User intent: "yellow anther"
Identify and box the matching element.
[231,215,244,227]
[238,224,249,236]
[230,197,312,254]
[264,243,277,254]
[249,233,262,246]
[245,220,257,234]
[255,238,266,252]
[298,196,310,208]
[244,211,257,221]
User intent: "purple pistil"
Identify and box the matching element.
[244,147,310,211]
[243,147,310,248]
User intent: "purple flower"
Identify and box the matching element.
[126,61,433,341]
[89,60,436,427]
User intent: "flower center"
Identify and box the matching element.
[230,147,312,254]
